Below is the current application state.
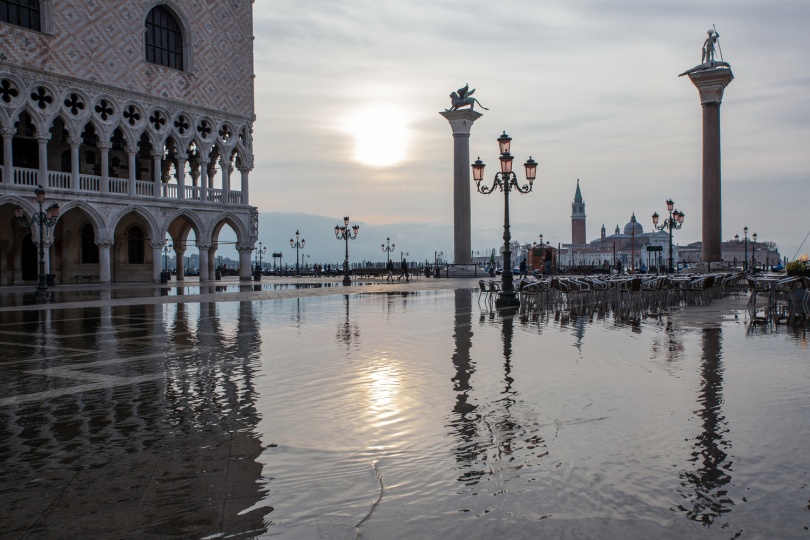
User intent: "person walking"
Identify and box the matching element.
[399,258,409,282]
[386,259,394,282]
[519,258,527,277]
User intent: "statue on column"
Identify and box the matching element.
[679,26,730,76]
[446,83,489,112]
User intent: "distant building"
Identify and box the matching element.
[571,179,586,245]
[1,1,257,284]
[679,240,780,269]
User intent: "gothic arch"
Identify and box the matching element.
[161,208,205,241]
[110,205,161,241]
[209,211,249,246]
[57,200,109,240]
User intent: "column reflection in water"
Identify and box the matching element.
[675,326,734,524]
[449,289,482,484]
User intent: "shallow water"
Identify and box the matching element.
[0,289,808,539]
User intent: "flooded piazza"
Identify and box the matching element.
[0,282,808,539]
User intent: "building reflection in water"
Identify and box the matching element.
[675,326,734,524]
[0,299,269,538]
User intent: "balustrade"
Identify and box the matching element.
[79,174,100,192]
[48,171,71,189]
[14,167,38,186]
[109,177,128,194]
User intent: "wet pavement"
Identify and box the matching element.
[0,278,808,539]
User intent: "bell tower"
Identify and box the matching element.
[571,179,586,245]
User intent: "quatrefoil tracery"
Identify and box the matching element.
[30,86,53,110]
[64,93,85,116]
[1,79,19,104]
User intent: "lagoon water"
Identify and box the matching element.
[1,288,808,538]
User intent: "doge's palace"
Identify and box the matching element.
[0,0,258,284]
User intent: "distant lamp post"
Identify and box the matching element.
[290,230,305,275]
[751,232,758,271]
[255,242,267,272]
[335,216,359,285]
[14,185,60,295]
[381,237,395,264]
[471,131,537,308]
[539,234,544,248]
[733,226,752,272]
[652,199,685,273]
[163,242,173,272]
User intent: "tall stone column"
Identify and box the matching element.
[2,128,15,183]
[36,133,50,186]
[127,149,137,196]
[174,246,185,281]
[69,137,81,190]
[96,239,114,284]
[439,110,483,265]
[197,242,210,281]
[237,244,253,281]
[687,68,733,263]
[150,241,163,282]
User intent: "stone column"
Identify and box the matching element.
[687,68,733,264]
[36,133,51,187]
[2,128,15,183]
[176,152,187,201]
[127,149,137,196]
[197,242,210,281]
[237,244,253,281]
[149,241,163,282]
[152,152,163,199]
[220,156,231,204]
[189,159,201,200]
[239,166,251,205]
[96,239,114,284]
[200,157,209,202]
[69,137,81,190]
[208,245,217,279]
[174,245,185,281]
[98,142,111,194]
[439,110,483,265]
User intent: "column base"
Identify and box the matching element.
[495,291,520,309]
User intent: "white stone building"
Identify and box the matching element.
[0,0,257,285]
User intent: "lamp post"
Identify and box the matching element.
[381,237,395,265]
[290,230,305,275]
[335,216,359,285]
[629,213,637,274]
[652,199,686,273]
[751,232,758,271]
[14,185,60,295]
[733,227,753,273]
[539,234,544,248]
[471,131,538,308]
[255,241,267,272]
[163,243,173,273]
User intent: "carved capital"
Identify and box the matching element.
[68,137,82,147]
[1,127,17,137]
[196,242,212,250]
[688,68,734,104]
[35,132,52,143]
[175,152,189,162]
[95,239,115,248]
[97,142,112,151]
[149,241,164,249]
[439,110,483,136]
[235,244,253,252]
[151,152,164,160]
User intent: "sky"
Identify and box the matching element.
[237,0,810,266]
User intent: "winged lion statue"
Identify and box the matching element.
[446,83,489,112]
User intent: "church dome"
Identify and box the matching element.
[623,215,644,236]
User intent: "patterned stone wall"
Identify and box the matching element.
[0,0,254,119]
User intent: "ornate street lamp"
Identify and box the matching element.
[335,216,359,285]
[751,232,758,271]
[733,226,752,273]
[652,199,685,273]
[471,131,537,308]
[290,230,305,274]
[163,242,173,273]
[381,237,395,265]
[14,185,60,295]
[255,241,267,272]
[539,234,544,248]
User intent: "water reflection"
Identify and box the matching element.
[675,327,734,524]
[336,294,360,348]
[0,301,269,538]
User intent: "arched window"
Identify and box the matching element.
[81,224,99,264]
[145,6,183,70]
[0,0,41,32]
[128,226,145,264]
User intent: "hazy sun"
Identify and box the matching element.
[343,106,410,167]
